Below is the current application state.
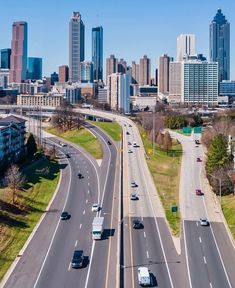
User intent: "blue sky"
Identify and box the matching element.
[0,0,234,78]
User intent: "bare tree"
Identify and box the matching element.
[163,131,172,153]
[5,164,25,203]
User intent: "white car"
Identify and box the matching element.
[59,141,67,147]
[128,150,133,153]
[133,142,138,147]
[131,181,138,188]
[92,204,100,212]
[200,218,209,226]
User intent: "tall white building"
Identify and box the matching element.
[139,55,151,86]
[107,72,130,113]
[169,57,218,105]
[177,34,195,61]
[69,12,85,83]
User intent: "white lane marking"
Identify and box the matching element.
[201,197,232,287]
[34,143,73,288]
[199,237,202,243]
[196,222,199,227]
[75,240,78,247]
[86,199,88,204]
[87,171,89,174]
[88,190,90,194]
[146,251,149,259]
[210,282,213,288]
[143,232,146,238]
[88,176,90,179]
[88,182,90,186]
[203,256,207,264]
[83,210,85,215]
[141,217,143,221]
[80,224,82,229]
[84,241,95,288]
[183,220,193,288]
[68,262,71,271]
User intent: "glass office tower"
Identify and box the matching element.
[92,26,103,82]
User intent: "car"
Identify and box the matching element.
[131,181,138,188]
[196,189,203,196]
[197,157,202,162]
[71,250,84,268]
[66,153,70,158]
[133,142,138,147]
[200,218,209,226]
[128,150,133,153]
[128,141,132,145]
[195,140,200,145]
[60,211,70,220]
[59,141,67,147]
[91,203,101,212]
[78,173,83,179]
[129,124,132,127]
[107,140,112,145]
[130,193,138,200]
[132,219,143,229]
[124,124,126,127]
[126,131,130,135]
[138,267,151,286]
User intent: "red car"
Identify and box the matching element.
[196,189,203,196]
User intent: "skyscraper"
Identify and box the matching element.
[27,57,42,80]
[139,55,151,86]
[118,59,127,73]
[81,61,94,83]
[158,54,173,97]
[10,21,28,83]
[177,34,195,61]
[1,49,11,69]
[209,9,230,81]
[59,65,69,82]
[92,26,103,82]
[132,61,140,84]
[106,55,118,84]
[69,12,85,83]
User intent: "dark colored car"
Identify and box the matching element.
[197,157,202,162]
[195,140,200,145]
[129,124,132,127]
[60,211,70,220]
[78,173,83,179]
[126,131,130,135]
[66,154,70,158]
[107,140,112,145]
[196,189,203,196]
[71,250,84,268]
[130,193,138,200]
[133,219,143,229]
[128,141,132,145]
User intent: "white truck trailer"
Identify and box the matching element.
[138,267,151,286]
[92,217,104,240]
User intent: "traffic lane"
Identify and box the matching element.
[210,222,235,286]
[86,141,118,288]
[133,217,173,288]
[3,149,70,288]
[199,223,232,288]
[184,220,211,288]
[157,217,189,288]
[34,154,97,288]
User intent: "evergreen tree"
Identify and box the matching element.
[26,133,37,158]
[206,134,229,173]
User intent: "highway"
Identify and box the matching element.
[2,123,119,288]
[171,130,235,288]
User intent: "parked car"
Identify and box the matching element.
[200,218,209,226]
[71,250,84,268]
[196,189,203,196]
[91,203,101,212]
[60,211,70,220]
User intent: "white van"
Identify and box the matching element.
[138,267,151,286]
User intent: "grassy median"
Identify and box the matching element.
[139,126,182,236]
[0,157,60,281]
[222,195,235,239]
[45,127,103,159]
[89,121,122,141]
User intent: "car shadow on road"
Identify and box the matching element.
[150,273,158,287]
[102,228,115,240]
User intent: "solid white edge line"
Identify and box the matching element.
[34,141,73,288]
[84,241,95,288]
[183,220,193,288]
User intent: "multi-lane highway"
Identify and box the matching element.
[2,123,120,288]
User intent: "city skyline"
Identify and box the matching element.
[0,0,234,78]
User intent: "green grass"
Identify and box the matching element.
[45,127,103,159]
[139,126,182,236]
[0,158,60,281]
[89,121,122,141]
[222,195,235,239]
